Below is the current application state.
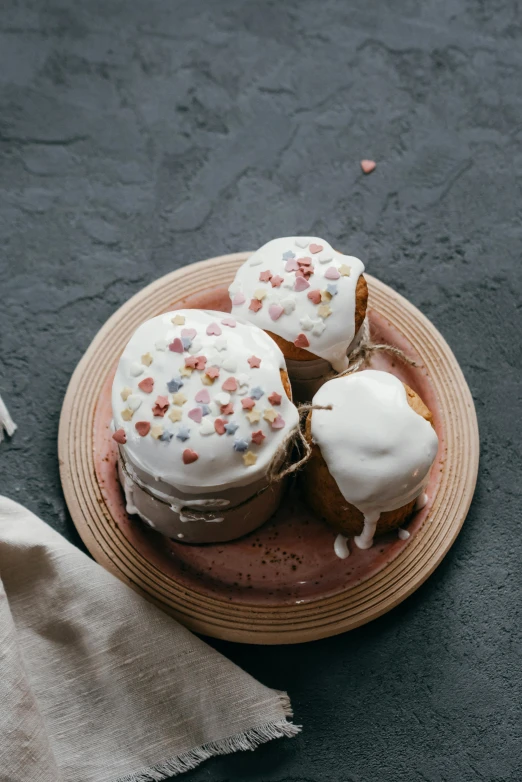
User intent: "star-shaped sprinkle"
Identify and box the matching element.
[271,275,284,287]
[259,270,273,282]
[249,299,262,313]
[167,377,184,393]
[321,290,332,302]
[241,397,256,410]
[251,430,266,445]
[263,408,277,423]
[250,386,264,400]
[155,339,167,351]
[282,250,296,261]
[172,392,187,406]
[185,356,198,368]
[224,421,239,436]
[176,425,191,442]
[237,373,250,387]
[221,402,235,416]
[199,404,211,416]
[171,314,185,325]
[201,374,213,386]
[181,336,192,350]
[168,408,182,423]
[150,425,163,439]
[300,315,314,331]
[121,387,132,401]
[312,319,326,336]
[243,451,257,467]
[129,362,144,377]
[339,264,351,276]
[246,409,261,424]
[281,296,296,314]
[195,356,207,371]
[248,355,261,369]
[268,392,282,406]
[205,366,220,379]
[141,352,153,366]
[112,428,126,444]
[135,421,151,437]
[160,430,174,442]
[254,288,267,301]
[180,365,193,378]
[318,304,332,319]
[326,283,338,296]
[214,336,228,351]
[233,437,249,452]
[121,408,133,421]
[152,395,170,417]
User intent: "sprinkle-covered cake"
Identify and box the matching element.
[111,309,299,543]
[303,370,439,553]
[229,236,368,399]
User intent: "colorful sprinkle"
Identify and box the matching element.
[237,373,250,387]
[214,418,226,435]
[199,418,215,436]
[221,402,235,416]
[309,243,323,254]
[249,299,262,313]
[182,448,198,464]
[195,388,210,404]
[130,362,144,377]
[300,315,314,331]
[233,438,249,452]
[167,377,184,393]
[285,258,299,272]
[224,421,239,436]
[243,451,257,466]
[338,264,351,276]
[254,288,267,301]
[221,317,236,328]
[214,336,228,351]
[272,414,285,429]
[195,356,207,371]
[282,250,296,261]
[263,408,277,423]
[325,266,340,280]
[247,355,261,369]
[180,365,193,378]
[295,238,308,248]
[297,256,313,267]
[172,314,185,325]
[360,159,376,174]
[112,428,127,444]
[121,408,133,422]
[199,404,211,416]
[294,333,310,349]
[206,322,222,336]
[214,392,230,406]
[188,407,203,423]
[233,292,246,305]
[259,270,273,282]
[141,352,153,366]
[181,336,193,350]
[222,377,238,392]
[172,392,187,406]
[321,290,332,302]
[155,339,167,351]
[312,319,326,336]
[121,387,132,401]
[281,296,296,314]
[185,356,198,369]
[205,366,220,379]
[318,253,333,264]
[150,425,163,440]
[269,304,284,321]
[246,409,261,424]
[176,425,191,442]
[135,421,151,437]
[250,386,264,400]
[251,430,266,445]
[152,395,169,417]
[268,392,282,406]
[271,275,284,288]
[181,328,197,339]
[326,283,338,296]
[222,357,237,372]
[241,397,256,410]
[138,377,154,394]
[168,408,182,423]
[169,338,184,353]
[317,304,332,319]
[307,289,322,305]
[160,430,174,442]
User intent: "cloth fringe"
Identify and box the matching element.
[0,394,16,442]
[115,705,300,782]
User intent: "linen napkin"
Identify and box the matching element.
[0,496,299,782]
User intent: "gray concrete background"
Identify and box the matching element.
[1,1,521,780]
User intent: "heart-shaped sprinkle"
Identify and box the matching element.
[285,258,299,272]
[169,338,184,353]
[129,362,144,377]
[205,366,220,379]
[138,377,154,394]
[360,159,376,174]
[222,357,237,373]
[222,377,238,392]
[221,402,235,416]
[259,270,272,282]
[214,392,231,406]
[241,397,256,410]
[221,317,236,328]
[269,304,284,321]
[135,421,151,437]
[324,266,341,280]
[121,409,133,422]
[188,407,203,423]
[271,275,284,288]
[249,255,263,266]
[272,414,286,429]
[295,238,308,248]
[318,253,333,264]
[181,328,197,339]
[127,394,142,411]
[141,352,153,366]
[121,387,132,401]
[307,289,322,305]
[112,428,127,444]
[294,333,310,349]
[249,299,262,313]
[195,388,210,404]
[294,276,310,292]
[214,418,226,435]
[182,449,199,464]
[309,243,323,254]
[232,292,246,305]
[251,430,266,445]
[268,392,282,406]
[281,296,296,314]
[247,355,261,368]
[199,418,215,436]
[206,322,222,336]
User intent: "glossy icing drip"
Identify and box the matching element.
[311,370,438,549]
[111,309,299,494]
[334,534,350,559]
[229,237,365,372]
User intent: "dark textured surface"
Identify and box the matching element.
[1,1,521,780]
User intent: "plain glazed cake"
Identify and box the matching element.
[228,236,368,400]
[303,370,438,552]
[111,309,299,543]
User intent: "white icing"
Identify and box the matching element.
[398,527,411,540]
[311,370,438,549]
[415,492,428,510]
[112,309,299,493]
[229,237,365,372]
[334,533,350,559]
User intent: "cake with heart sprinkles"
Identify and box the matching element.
[303,370,439,556]
[111,309,299,543]
[228,236,368,400]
